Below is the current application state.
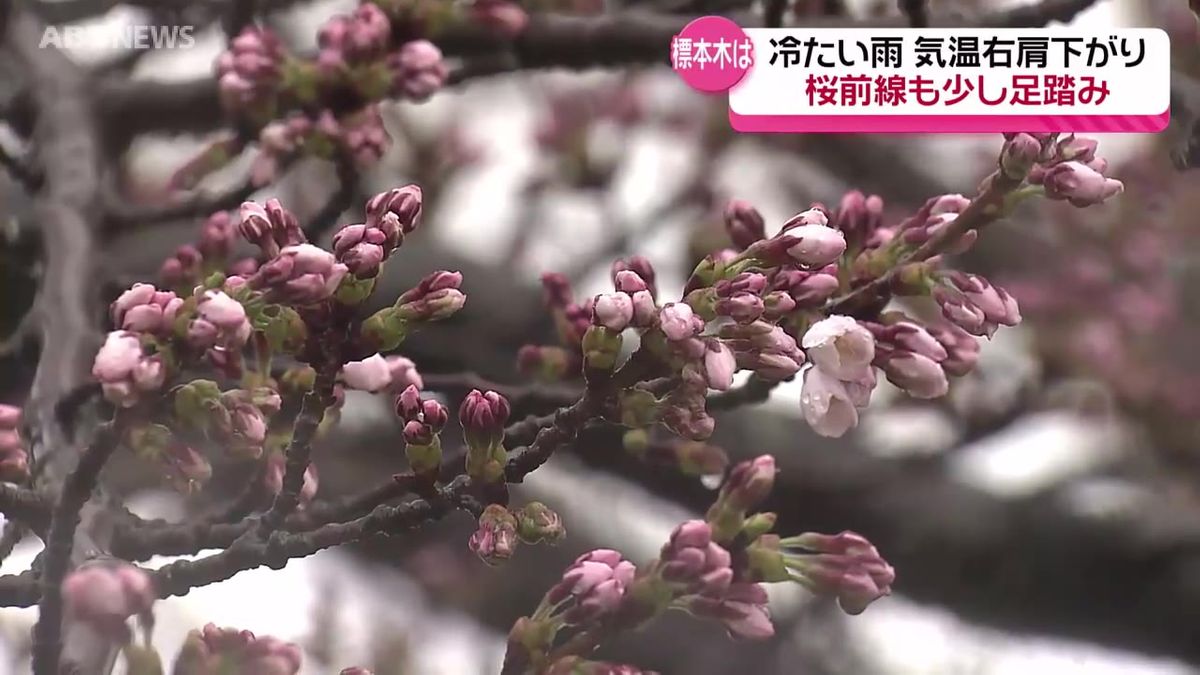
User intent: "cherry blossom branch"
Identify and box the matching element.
[0,484,50,530]
[150,390,603,597]
[30,416,128,674]
[826,159,1027,316]
[257,353,341,533]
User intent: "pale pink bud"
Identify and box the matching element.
[723,200,766,249]
[659,303,698,341]
[881,353,949,399]
[703,340,736,391]
[197,290,247,329]
[785,225,846,267]
[889,322,948,362]
[1042,161,1124,207]
[592,293,634,331]
[720,455,776,511]
[342,353,394,392]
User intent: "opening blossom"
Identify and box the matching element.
[341,353,394,392]
[802,315,875,381]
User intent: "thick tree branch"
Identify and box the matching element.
[30,418,126,674]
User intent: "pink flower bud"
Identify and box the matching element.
[715,293,764,324]
[687,582,774,640]
[785,224,846,267]
[197,290,247,330]
[460,388,510,431]
[703,340,737,391]
[720,455,776,511]
[723,200,766,250]
[788,530,894,615]
[881,353,949,399]
[659,303,698,341]
[342,353,394,392]
[926,322,981,377]
[611,256,657,297]
[782,207,830,231]
[593,293,634,331]
[1042,161,1124,207]
[999,132,1043,178]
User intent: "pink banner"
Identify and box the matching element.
[728,111,1171,134]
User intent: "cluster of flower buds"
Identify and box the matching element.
[717,319,805,382]
[248,241,349,307]
[746,530,895,616]
[112,283,184,335]
[591,270,658,333]
[362,270,467,351]
[174,624,303,675]
[92,331,167,408]
[799,316,878,438]
[544,549,638,626]
[216,26,286,115]
[1003,133,1124,207]
[469,503,520,565]
[160,213,258,290]
[460,389,510,483]
[264,452,319,509]
[238,198,306,259]
[126,424,213,493]
[62,562,155,643]
[173,380,281,459]
[864,319,952,399]
[0,405,28,482]
[317,2,391,72]
[395,384,448,478]
[333,185,423,279]
[933,271,1021,339]
[517,273,591,380]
